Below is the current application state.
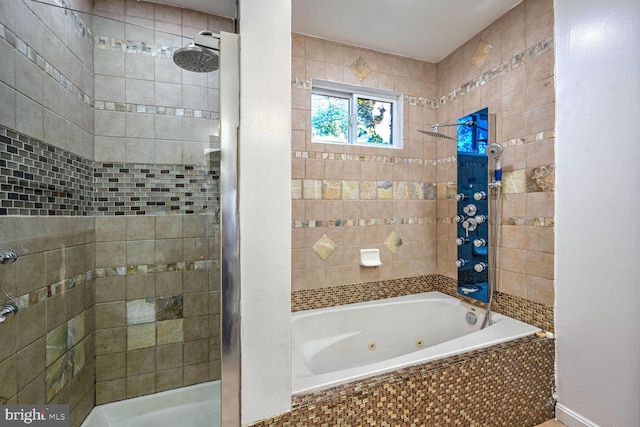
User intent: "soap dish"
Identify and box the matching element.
[360,249,381,267]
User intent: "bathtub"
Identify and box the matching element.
[292,291,539,395]
[81,381,220,427]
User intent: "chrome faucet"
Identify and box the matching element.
[0,303,17,323]
[0,251,18,265]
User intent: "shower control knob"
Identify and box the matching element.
[463,204,477,216]
[455,237,469,246]
[473,191,487,201]
[453,215,465,223]
[462,218,477,232]
[455,258,468,268]
[474,262,489,272]
[454,193,467,201]
[473,238,487,247]
[474,215,488,224]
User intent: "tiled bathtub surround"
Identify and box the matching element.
[253,335,555,426]
[292,0,556,311]
[291,275,553,333]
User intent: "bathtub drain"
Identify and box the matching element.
[415,339,424,348]
[368,341,376,351]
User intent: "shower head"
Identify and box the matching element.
[173,31,219,72]
[417,120,475,140]
[486,143,503,159]
[417,129,455,140]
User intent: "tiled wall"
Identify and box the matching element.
[91,0,230,406]
[291,34,439,290]
[0,0,231,425]
[0,1,97,425]
[291,0,555,310]
[435,0,555,307]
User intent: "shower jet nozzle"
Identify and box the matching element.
[173,31,220,73]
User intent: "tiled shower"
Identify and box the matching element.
[0,0,232,425]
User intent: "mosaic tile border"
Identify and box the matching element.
[291,275,437,312]
[291,274,554,332]
[292,216,436,229]
[438,36,555,107]
[93,162,219,216]
[292,150,437,166]
[0,125,220,217]
[252,335,555,426]
[94,101,217,120]
[0,126,94,216]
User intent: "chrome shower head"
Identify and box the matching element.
[173,31,219,72]
[417,129,455,140]
[486,143,503,159]
[417,120,474,140]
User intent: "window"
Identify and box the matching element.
[310,80,403,149]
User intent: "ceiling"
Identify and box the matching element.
[150,0,522,62]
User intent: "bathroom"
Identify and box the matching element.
[0,0,637,426]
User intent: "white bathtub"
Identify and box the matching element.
[292,291,539,395]
[81,381,220,427]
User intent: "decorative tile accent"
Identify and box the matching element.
[157,319,184,345]
[291,276,437,312]
[127,323,156,351]
[384,231,403,254]
[313,233,337,260]
[0,126,94,216]
[527,165,555,192]
[349,56,373,81]
[252,336,554,426]
[293,217,435,229]
[46,323,68,367]
[156,296,184,321]
[127,299,156,325]
[291,274,554,332]
[46,354,71,402]
[470,39,494,68]
[94,162,219,216]
[502,169,527,194]
[94,101,217,120]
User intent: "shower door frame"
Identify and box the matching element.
[219,31,241,427]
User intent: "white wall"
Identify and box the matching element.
[237,0,292,425]
[555,0,640,426]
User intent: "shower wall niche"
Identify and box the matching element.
[455,108,492,303]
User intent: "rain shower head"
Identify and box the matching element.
[417,120,475,140]
[486,143,503,159]
[173,31,219,72]
[417,129,455,140]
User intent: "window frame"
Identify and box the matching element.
[310,79,403,149]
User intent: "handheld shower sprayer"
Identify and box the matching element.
[486,143,503,182]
